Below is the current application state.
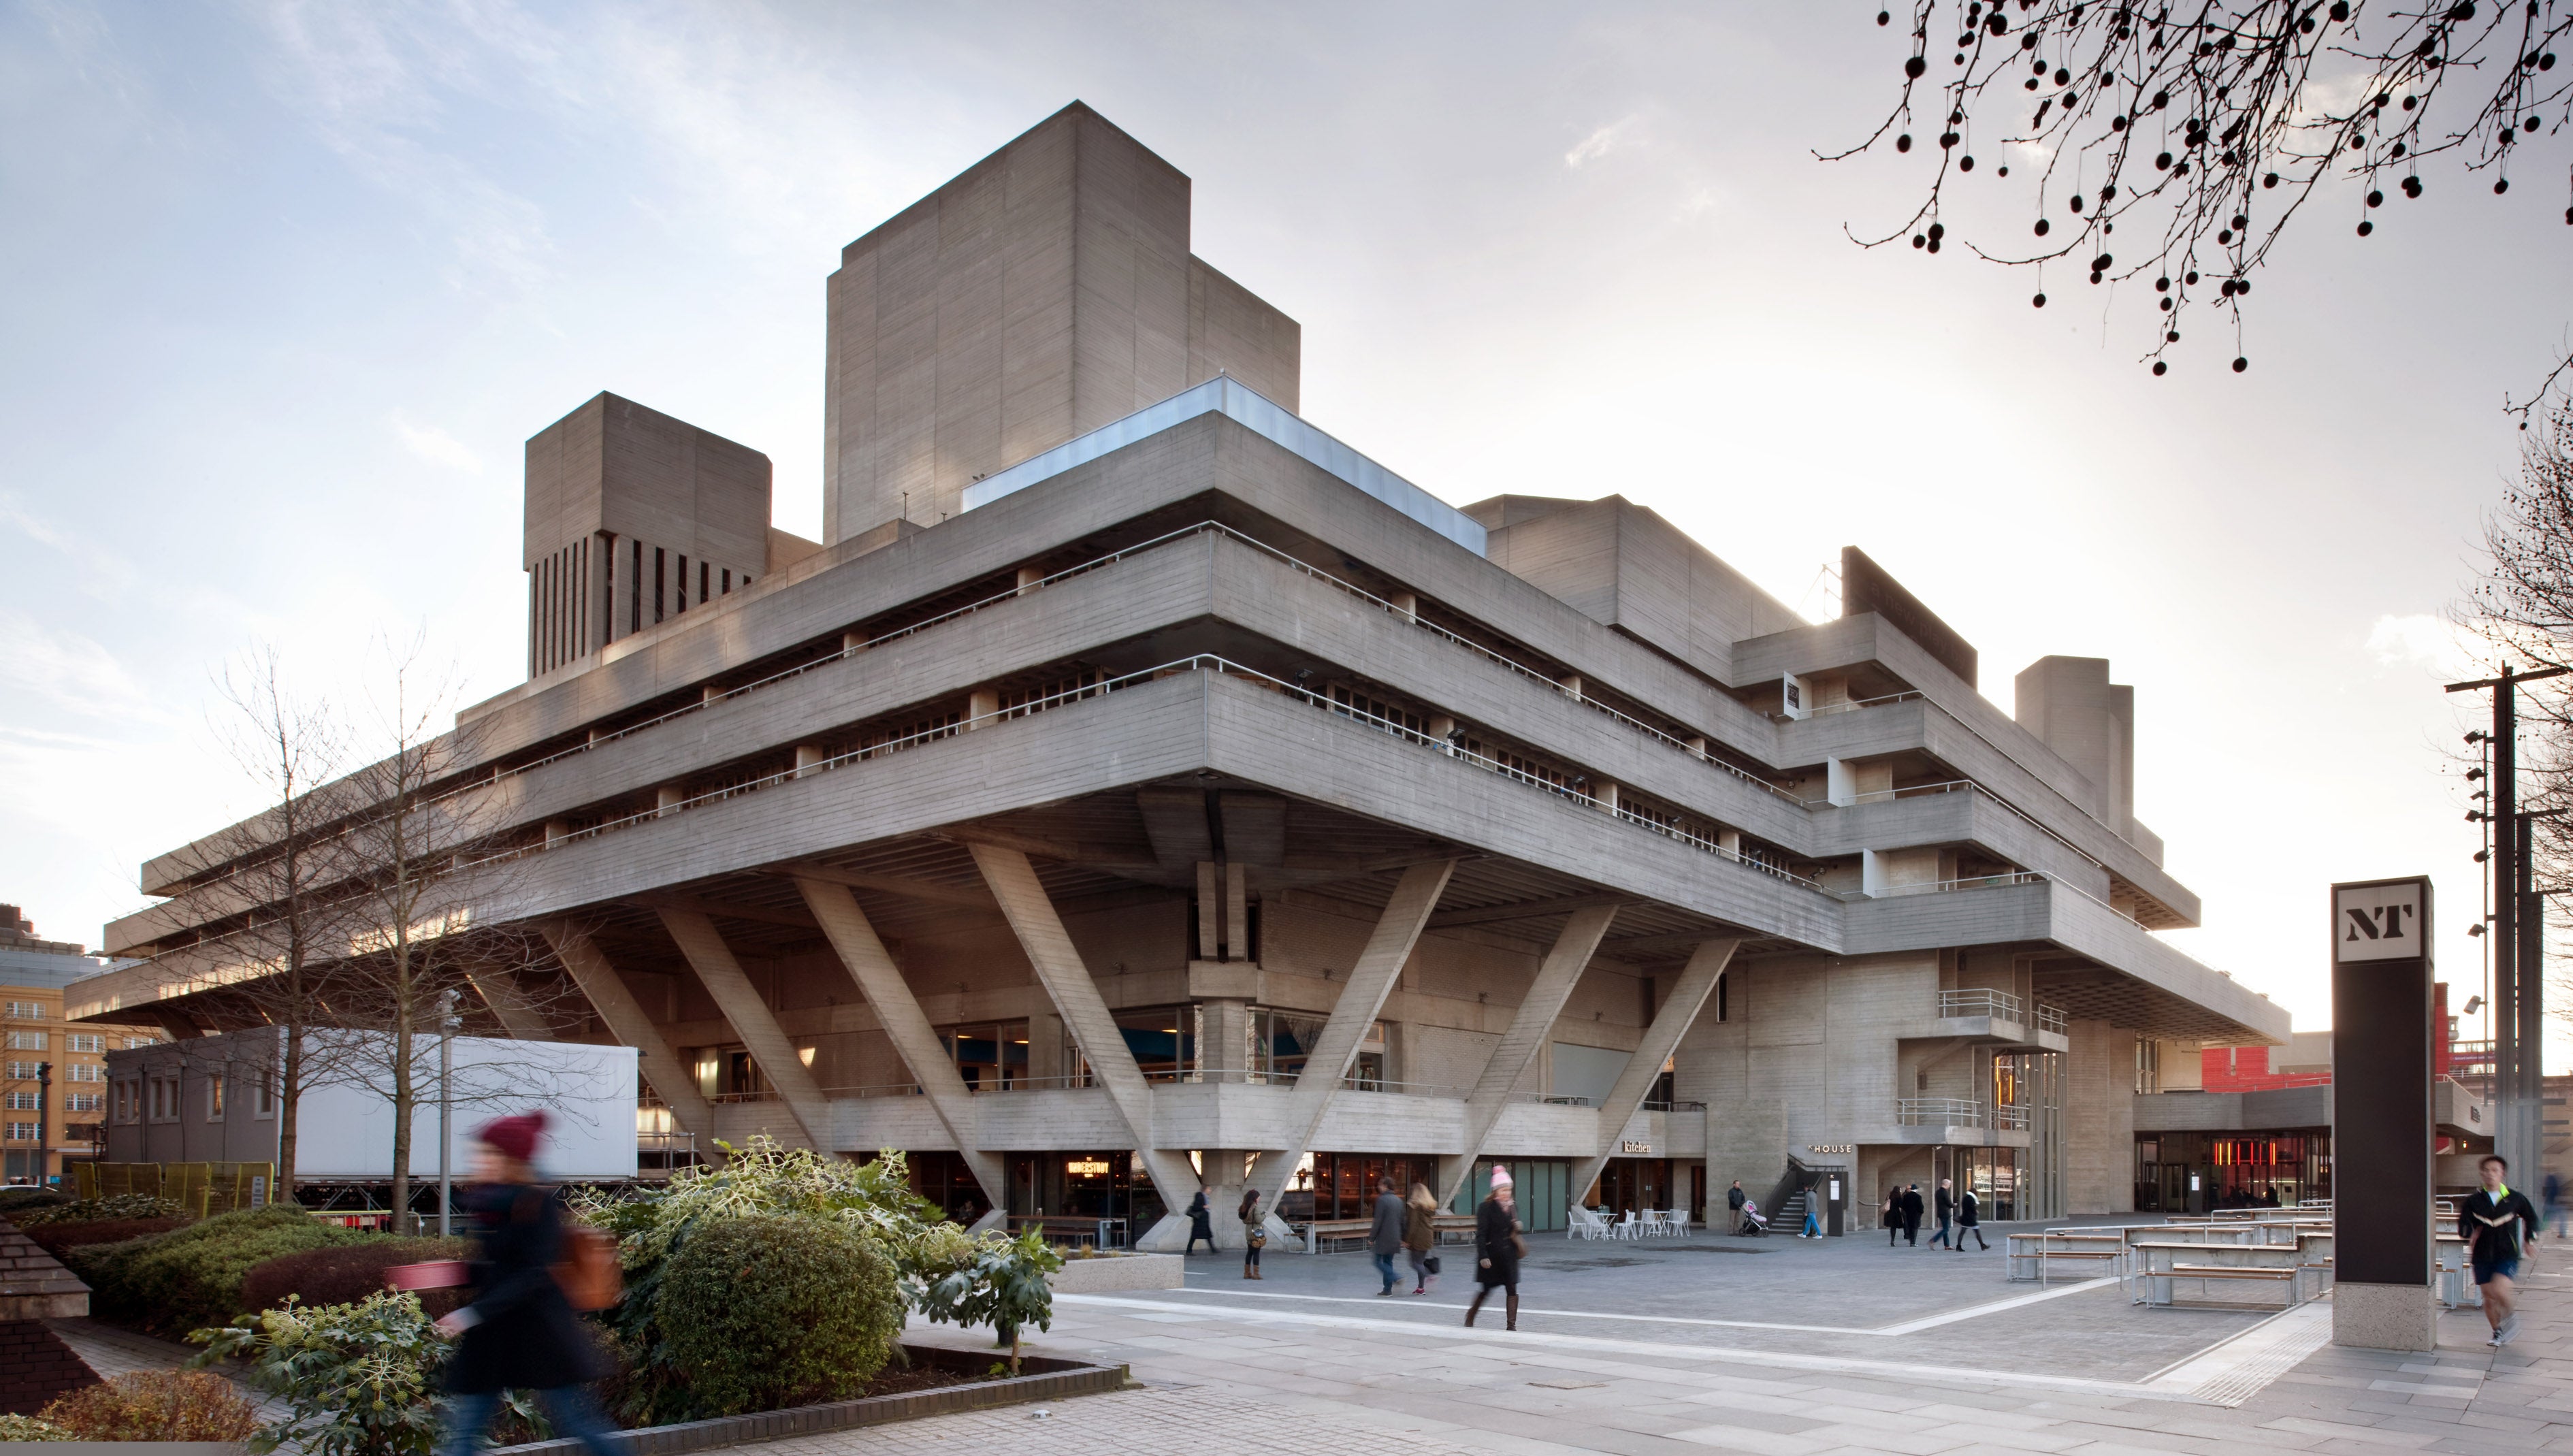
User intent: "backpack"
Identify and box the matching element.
[552,1223,623,1312]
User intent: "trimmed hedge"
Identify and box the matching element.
[658,1214,903,1418]
[10,1194,182,1226]
[24,1216,191,1260]
[241,1236,474,1319]
[71,1205,370,1337]
[0,1187,67,1216]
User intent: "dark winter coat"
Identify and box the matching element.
[2463,1186,2542,1268]
[444,1182,606,1395]
[1957,1191,1980,1227]
[1934,1186,1954,1218]
[1900,1189,1924,1230]
[1475,1195,1522,1289]
[1727,1186,1747,1211]
[1188,1191,1214,1235]
[1370,1191,1406,1257]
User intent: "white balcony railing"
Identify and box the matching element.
[1938,988,2024,1020]
[1896,1097,1986,1127]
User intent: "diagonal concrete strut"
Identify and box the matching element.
[1436,903,1619,1208]
[538,921,713,1139]
[1568,938,1738,1206]
[657,907,835,1150]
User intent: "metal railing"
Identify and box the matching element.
[1809,778,1975,808]
[1807,691,1926,719]
[2035,1004,2067,1035]
[1877,870,2048,899]
[1992,1104,2033,1131]
[468,655,1843,896]
[1938,988,2024,1020]
[1896,1097,1988,1127]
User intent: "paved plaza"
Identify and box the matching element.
[864,1231,2573,1456]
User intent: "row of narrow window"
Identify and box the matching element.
[529,536,754,678]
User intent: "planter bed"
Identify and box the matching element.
[487,1346,1127,1456]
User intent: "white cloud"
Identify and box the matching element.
[2366,612,2481,678]
[1566,115,1643,169]
[0,611,157,719]
[392,415,484,474]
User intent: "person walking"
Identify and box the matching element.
[431,1112,619,1456]
[1953,1186,1988,1250]
[1465,1165,1523,1331]
[1238,1186,1265,1280]
[1728,1180,1749,1236]
[1185,1184,1217,1257]
[1929,1178,1955,1249]
[1369,1177,1405,1296]
[1900,1184,1924,1246]
[2464,1152,2542,1346]
[1801,1193,1822,1239]
[1883,1187,1901,1246]
[1404,1182,1440,1293]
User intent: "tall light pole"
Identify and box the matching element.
[436,988,459,1237]
[2447,664,2568,1182]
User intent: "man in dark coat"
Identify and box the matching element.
[1185,1185,1217,1255]
[1900,1184,1924,1246]
[1465,1165,1523,1331]
[433,1112,618,1456]
[1727,1180,1748,1235]
[1368,1177,1405,1295]
[1930,1178,1955,1248]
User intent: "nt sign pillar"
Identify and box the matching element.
[2331,875,2435,1350]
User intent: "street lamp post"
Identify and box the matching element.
[2446,663,2569,1181]
[437,989,459,1237]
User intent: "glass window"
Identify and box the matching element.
[941,1021,1031,1090]
[1112,1005,1197,1082]
[207,1074,225,1120]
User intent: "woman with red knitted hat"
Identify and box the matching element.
[431,1111,619,1456]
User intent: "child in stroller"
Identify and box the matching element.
[1737,1198,1770,1236]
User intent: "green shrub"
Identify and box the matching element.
[656,1214,902,1418]
[0,1414,75,1441]
[12,1193,182,1227]
[25,1215,191,1260]
[0,1186,68,1216]
[913,1227,1063,1374]
[240,1236,473,1319]
[37,1370,259,1441]
[71,1205,369,1336]
[195,1292,469,1456]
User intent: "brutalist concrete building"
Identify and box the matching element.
[71,103,2286,1246]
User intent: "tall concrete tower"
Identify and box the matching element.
[821,101,1301,544]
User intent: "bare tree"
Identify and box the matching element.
[157,649,360,1192]
[1829,1,2570,405]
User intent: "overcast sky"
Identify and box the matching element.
[4,2,2564,1050]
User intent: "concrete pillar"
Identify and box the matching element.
[1685,734,1709,759]
[1438,905,1617,1207]
[794,744,826,779]
[966,687,1000,728]
[702,685,722,705]
[656,785,685,818]
[841,630,865,656]
[1595,779,1622,816]
[1248,861,1457,1215]
[1199,997,1253,1082]
[544,820,572,849]
[540,922,713,1139]
[1027,1011,1067,1084]
[657,909,833,1150]
[1561,674,1585,701]
[1717,828,1743,858]
[1426,715,1457,751]
[794,877,1007,1217]
[1195,862,1220,960]
[2062,1018,2137,1214]
[1389,589,1418,622]
[968,844,1204,1234]
[1225,863,1249,961]
[1570,940,1739,1205]
[1016,566,1043,594]
[1826,759,1857,807]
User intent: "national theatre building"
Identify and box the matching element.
[71,103,2287,1246]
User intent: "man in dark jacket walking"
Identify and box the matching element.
[1369,1178,1405,1295]
[1727,1180,1747,1235]
[1930,1178,1955,1248]
[1900,1184,1924,1246]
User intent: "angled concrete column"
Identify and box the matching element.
[466,970,554,1041]
[540,922,713,1138]
[656,908,832,1150]
[1436,904,1617,1207]
[1250,860,1457,1214]
[794,876,1008,1225]
[968,843,1203,1231]
[1569,938,1740,1207]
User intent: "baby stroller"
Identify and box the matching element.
[1737,1198,1770,1236]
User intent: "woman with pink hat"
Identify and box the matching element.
[1464,1163,1525,1331]
[431,1112,619,1456]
